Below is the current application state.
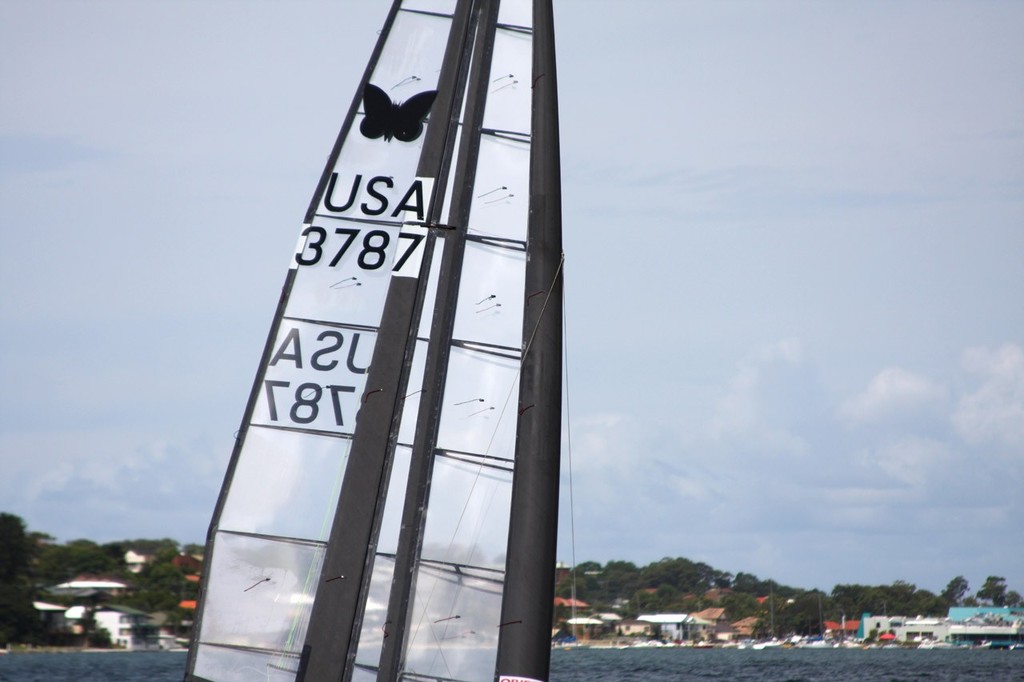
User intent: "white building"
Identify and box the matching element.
[896,616,951,643]
[638,614,707,642]
[65,604,159,650]
[124,550,154,574]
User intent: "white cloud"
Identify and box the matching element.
[2,428,228,542]
[839,367,947,425]
[953,344,1024,448]
[865,436,953,490]
[708,338,810,455]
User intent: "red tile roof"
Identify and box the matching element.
[553,597,589,608]
[824,620,860,632]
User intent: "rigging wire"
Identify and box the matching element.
[561,261,579,643]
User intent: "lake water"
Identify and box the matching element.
[551,646,1024,680]
[1,647,1022,681]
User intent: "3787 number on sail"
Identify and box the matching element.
[295,225,424,273]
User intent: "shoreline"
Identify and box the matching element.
[3,646,186,655]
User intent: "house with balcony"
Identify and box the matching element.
[65,604,159,650]
[691,607,734,641]
[637,613,705,642]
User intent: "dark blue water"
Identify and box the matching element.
[0,651,187,682]
[549,647,1024,681]
[1,648,1022,681]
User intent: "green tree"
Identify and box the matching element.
[602,560,641,607]
[733,572,772,596]
[126,562,188,612]
[941,576,969,607]
[720,591,760,620]
[0,513,43,644]
[34,539,123,584]
[641,557,719,595]
[976,576,1008,606]
[0,513,34,581]
[831,584,875,619]
[908,588,947,616]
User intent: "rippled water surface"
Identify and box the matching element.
[1,647,1023,681]
[549,646,1024,681]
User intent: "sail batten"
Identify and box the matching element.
[186,1,561,680]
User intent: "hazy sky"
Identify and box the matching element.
[2,0,1022,598]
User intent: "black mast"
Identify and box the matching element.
[495,0,563,679]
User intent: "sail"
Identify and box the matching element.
[185,1,561,681]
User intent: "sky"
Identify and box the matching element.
[2,0,1022,599]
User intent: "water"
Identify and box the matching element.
[0,651,187,682]
[549,647,1024,681]
[1,648,1022,681]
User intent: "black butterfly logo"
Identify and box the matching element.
[359,84,438,143]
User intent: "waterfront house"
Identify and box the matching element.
[65,604,159,650]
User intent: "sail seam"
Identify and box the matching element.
[248,422,355,440]
[308,213,408,228]
[216,528,328,548]
[466,234,527,251]
[450,339,521,359]
[195,641,302,659]
[437,452,513,473]
[280,316,379,334]
[377,552,506,578]
[496,22,532,35]
[400,8,457,20]
[436,446,514,464]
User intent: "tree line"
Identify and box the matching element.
[555,557,1021,636]
[0,513,202,646]
[2,512,1020,644]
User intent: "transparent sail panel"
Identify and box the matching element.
[436,345,520,459]
[397,341,428,446]
[193,644,300,682]
[250,320,374,437]
[374,10,451,93]
[403,0,456,15]
[376,446,413,555]
[353,555,395,671]
[481,27,532,134]
[497,0,533,30]
[439,121,465,231]
[416,239,445,340]
[468,134,529,241]
[351,447,411,670]
[402,563,504,681]
[351,667,379,682]
[419,454,512,569]
[452,239,525,349]
[218,428,350,542]
[197,532,324,654]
